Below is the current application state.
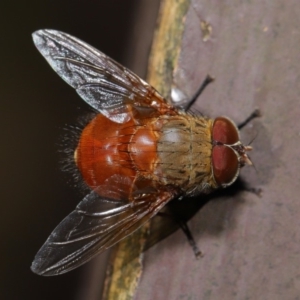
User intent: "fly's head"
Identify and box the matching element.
[211,116,252,188]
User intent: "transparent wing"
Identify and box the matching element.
[31,187,177,276]
[32,29,175,123]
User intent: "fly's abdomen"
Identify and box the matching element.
[75,114,159,200]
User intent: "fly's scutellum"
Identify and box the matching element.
[31,30,253,276]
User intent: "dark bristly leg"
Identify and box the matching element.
[177,220,203,258]
[184,74,215,111]
[238,108,261,130]
[157,212,202,258]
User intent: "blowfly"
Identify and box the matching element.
[31,30,252,276]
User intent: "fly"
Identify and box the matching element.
[31,29,253,276]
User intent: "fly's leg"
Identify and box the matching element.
[157,212,202,258]
[238,108,261,130]
[184,75,214,111]
[177,219,202,258]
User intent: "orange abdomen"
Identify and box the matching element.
[75,114,158,200]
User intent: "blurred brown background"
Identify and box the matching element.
[0,0,159,299]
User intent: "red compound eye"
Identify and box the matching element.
[212,117,240,186]
[212,145,239,186]
[212,117,239,145]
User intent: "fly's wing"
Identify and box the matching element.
[32,29,176,123]
[31,187,178,276]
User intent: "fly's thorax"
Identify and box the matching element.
[155,114,217,195]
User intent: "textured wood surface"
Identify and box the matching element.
[134,0,300,299]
